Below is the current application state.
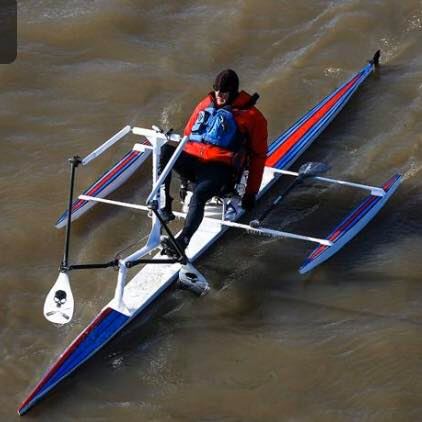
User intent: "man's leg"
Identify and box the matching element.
[159,144,195,221]
[177,164,233,246]
[159,144,176,217]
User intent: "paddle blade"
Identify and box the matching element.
[43,272,74,324]
[298,162,329,178]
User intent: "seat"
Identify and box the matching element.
[179,171,247,221]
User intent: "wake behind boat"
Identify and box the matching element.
[18,51,401,415]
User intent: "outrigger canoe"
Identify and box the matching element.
[18,51,401,415]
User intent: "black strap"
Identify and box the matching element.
[242,92,259,109]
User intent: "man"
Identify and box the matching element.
[159,69,268,256]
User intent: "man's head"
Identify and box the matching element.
[213,69,239,106]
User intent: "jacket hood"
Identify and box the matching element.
[209,90,257,109]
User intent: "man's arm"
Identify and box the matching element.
[244,110,268,197]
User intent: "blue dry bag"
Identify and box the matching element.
[189,106,241,151]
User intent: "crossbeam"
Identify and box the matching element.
[133,143,153,152]
[270,168,386,197]
[82,125,132,166]
[132,126,181,143]
[79,195,332,247]
[215,219,333,246]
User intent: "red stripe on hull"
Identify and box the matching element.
[18,307,113,413]
[266,75,360,168]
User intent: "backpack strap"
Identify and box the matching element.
[242,92,260,109]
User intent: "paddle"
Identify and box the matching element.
[44,272,74,324]
[249,162,329,228]
[44,157,80,324]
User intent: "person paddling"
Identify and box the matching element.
[159,69,268,256]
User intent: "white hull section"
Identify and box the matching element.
[111,169,276,316]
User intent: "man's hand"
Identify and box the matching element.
[241,193,256,211]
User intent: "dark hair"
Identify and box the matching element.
[213,69,239,97]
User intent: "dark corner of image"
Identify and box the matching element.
[0,0,17,64]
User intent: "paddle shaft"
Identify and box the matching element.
[62,156,81,268]
[251,177,302,226]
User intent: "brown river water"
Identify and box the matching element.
[1,1,422,420]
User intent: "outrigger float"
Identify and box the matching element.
[18,51,401,415]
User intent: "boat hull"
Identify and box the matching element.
[299,174,402,273]
[19,58,378,415]
[55,148,151,229]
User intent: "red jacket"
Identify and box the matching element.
[183,91,268,196]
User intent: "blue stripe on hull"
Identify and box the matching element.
[18,309,129,415]
[299,174,401,273]
[56,150,145,227]
[19,57,378,416]
[270,65,373,170]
